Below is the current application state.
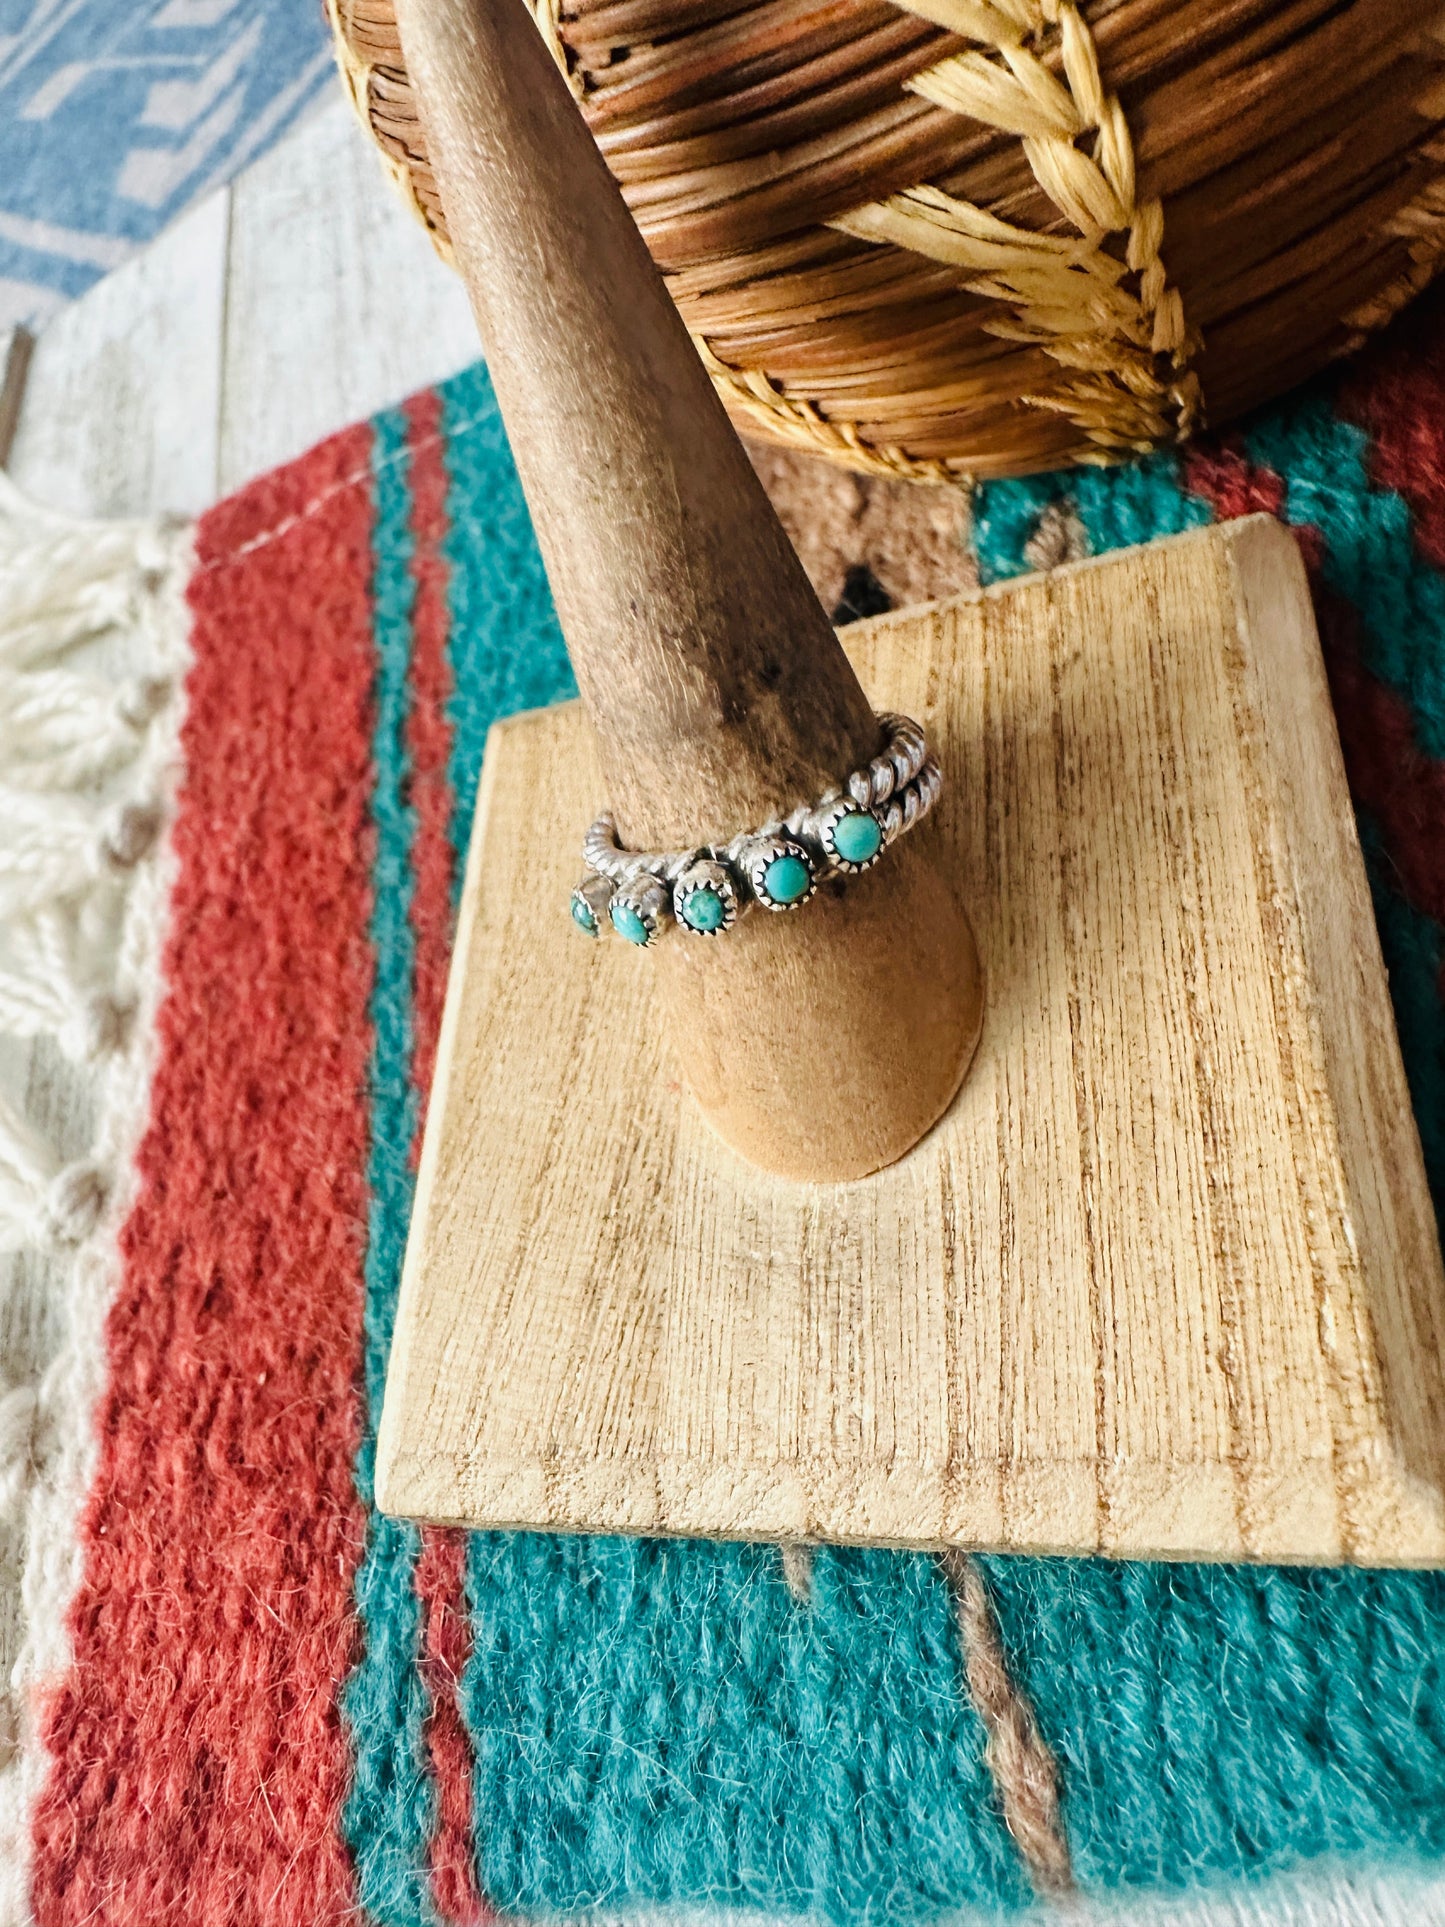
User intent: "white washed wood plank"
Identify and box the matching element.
[6,190,228,520]
[218,99,479,493]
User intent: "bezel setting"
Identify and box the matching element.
[743,834,817,912]
[609,872,671,946]
[570,872,615,937]
[815,799,885,875]
[673,859,739,936]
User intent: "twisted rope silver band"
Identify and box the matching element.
[570,713,942,946]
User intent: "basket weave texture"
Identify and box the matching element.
[328,0,1445,482]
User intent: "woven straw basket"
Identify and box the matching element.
[329,0,1445,483]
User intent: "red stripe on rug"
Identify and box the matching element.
[1184,443,1445,930]
[30,426,377,1927]
[401,388,490,1927]
[1181,443,1284,526]
[415,1529,488,1925]
[1335,287,1445,572]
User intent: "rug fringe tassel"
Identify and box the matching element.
[0,475,193,1921]
[0,478,185,1255]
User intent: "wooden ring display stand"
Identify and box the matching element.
[395,0,983,1185]
[377,0,1445,1567]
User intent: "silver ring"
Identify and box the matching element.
[571,712,940,947]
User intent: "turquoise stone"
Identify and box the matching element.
[571,895,597,935]
[610,901,650,945]
[763,852,811,905]
[682,887,727,933]
[833,808,882,865]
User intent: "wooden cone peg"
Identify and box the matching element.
[391,0,983,1182]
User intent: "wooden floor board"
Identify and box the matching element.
[7,190,228,518]
[219,101,477,494]
[8,98,480,519]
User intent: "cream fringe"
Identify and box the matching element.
[0,480,192,1922]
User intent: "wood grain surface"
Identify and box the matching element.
[377,516,1445,1564]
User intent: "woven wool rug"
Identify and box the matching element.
[5,295,1445,1925]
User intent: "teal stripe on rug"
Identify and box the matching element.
[979,1551,1445,1893]
[972,449,1210,583]
[974,388,1445,765]
[436,362,573,880]
[462,1537,1029,1921]
[341,406,439,1927]
[1244,399,1445,757]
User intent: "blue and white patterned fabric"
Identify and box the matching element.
[2,0,334,332]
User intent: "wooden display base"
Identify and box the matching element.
[377,517,1445,1565]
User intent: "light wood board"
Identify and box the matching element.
[378,516,1445,1564]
